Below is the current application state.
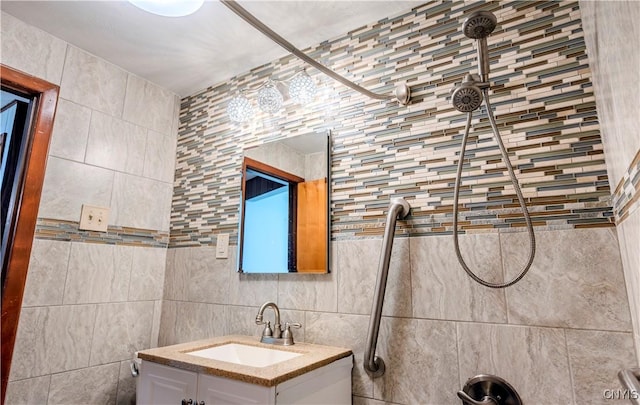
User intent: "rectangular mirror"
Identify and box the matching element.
[238,131,330,273]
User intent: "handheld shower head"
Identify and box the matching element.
[462,10,497,83]
[451,74,483,112]
[462,10,497,39]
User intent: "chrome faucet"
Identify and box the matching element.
[255,301,301,345]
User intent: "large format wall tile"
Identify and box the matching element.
[48,98,92,162]
[504,228,632,331]
[89,301,155,366]
[143,129,178,183]
[22,239,70,307]
[336,238,411,317]
[117,360,137,405]
[10,305,96,380]
[129,247,167,301]
[164,246,229,303]
[457,323,574,404]
[47,363,119,405]
[410,234,507,323]
[566,329,636,405]
[278,272,338,313]
[373,317,459,404]
[158,300,177,346]
[64,243,133,304]
[228,247,280,307]
[85,111,147,175]
[173,302,227,344]
[618,209,640,364]
[123,75,176,135]
[0,12,66,85]
[5,375,50,405]
[39,157,114,222]
[111,172,173,231]
[60,46,127,117]
[305,312,372,398]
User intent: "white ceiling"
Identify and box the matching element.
[1,1,421,97]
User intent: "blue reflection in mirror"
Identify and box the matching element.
[241,169,291,273]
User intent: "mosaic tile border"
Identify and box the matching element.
[35,218,169,248]
[171,0,615,247]
[612,149,640,223]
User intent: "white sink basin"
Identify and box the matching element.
[185,343,302,368]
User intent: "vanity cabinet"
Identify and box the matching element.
[137,355,353,405]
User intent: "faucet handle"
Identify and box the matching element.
[282,322,302,345]
[285,322,301,329]
[261,320,273,337]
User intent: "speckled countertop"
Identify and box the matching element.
[137,335,353,387]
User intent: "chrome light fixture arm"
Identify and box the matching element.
[220,0,411,105]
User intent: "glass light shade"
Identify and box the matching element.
[288,71,317,104]
[227,94,254,123]
[129,0,204,17]
[257,82,283,113]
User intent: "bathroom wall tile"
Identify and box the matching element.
[410,234,507,323]
[230,247,279,307]
[60,46,127,117]
[164,246,229,303]
[337,238,411,317]
[116,360,137,405]
[225,305,264,337]
[305,312,373,398]
[5,375,51,405]
[158,300,177,346]
[457,323,573,405]
[504,228,632,331]
[566,329,636,405]
[373,317,459,405]
[90,301,154,366]
[22,239,70,307]
[618,210,640,364]
[174,302,227,344]
[353,396,386,405]
[10,305,96,380]
[143,129,177,183]
[278,272,337,313]
[580,0,640,185]
[38,157,114,222]
[85,111,147,175]
[48,363,119,405]
[111,172,173,231]
[0,12,66,85]
[128,247,167,301]
[48,98,92,162]
[123,74,176,135]
[150,300,163,348]
[64,243,133,304]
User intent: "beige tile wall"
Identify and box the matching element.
[581,0,640,365]
[160,228,635,404]
[2,11,178,405]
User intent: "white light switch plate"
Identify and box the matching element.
[216,233,229,258]
[79,204,110,232]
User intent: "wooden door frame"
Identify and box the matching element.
[1,64,58,404]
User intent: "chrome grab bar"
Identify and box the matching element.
[619,368,640,405]
[364,198,410,378]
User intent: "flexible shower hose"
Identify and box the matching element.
[452,88,536,288]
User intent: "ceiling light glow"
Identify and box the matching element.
[128,0,204,17]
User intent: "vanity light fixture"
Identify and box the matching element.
[128,0,204,17]
[227,69,318,123]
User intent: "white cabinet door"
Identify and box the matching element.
[197,373,276,405]
[138,361,198,405]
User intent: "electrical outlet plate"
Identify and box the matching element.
[79,204,110,232]
[216,233,229,258]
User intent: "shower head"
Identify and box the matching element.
[462,10,497,39]
[451,75,483,112]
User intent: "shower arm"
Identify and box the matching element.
[364,198,411,378]
[220,0,411,105]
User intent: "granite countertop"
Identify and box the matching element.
[137,335,353,387]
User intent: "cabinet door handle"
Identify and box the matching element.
[181,399,193,405]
